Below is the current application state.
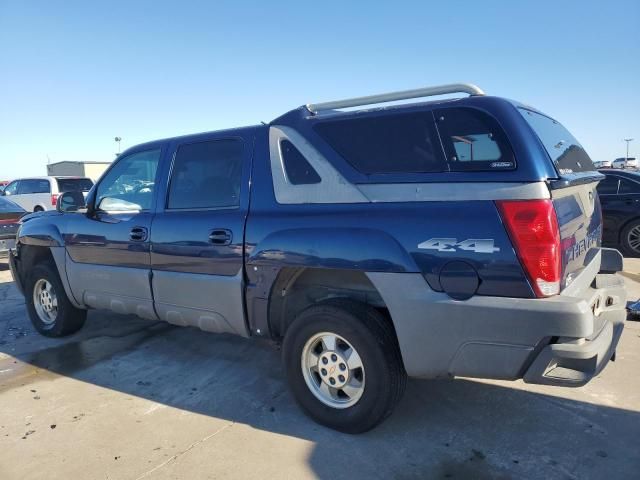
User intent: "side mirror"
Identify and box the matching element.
[57,191,86,213]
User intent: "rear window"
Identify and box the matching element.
[314,108,514,175]
[597,176,619,194]
[56,178,93,192]
[519,108,595,174]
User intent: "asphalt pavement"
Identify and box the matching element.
[0,261,639,480]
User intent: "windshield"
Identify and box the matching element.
[56,178,94,192]
[519,108,595,174]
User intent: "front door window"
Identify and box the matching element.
[95,149,161,212]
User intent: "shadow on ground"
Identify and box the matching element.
[1,276,639,479]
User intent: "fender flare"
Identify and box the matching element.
[245,227,418,337]
[18,218,64,247]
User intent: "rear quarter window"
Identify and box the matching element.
[314,111,446,174]
[435,107,515,172]
[280,140,321,185]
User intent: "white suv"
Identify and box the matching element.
[612,157,638,169]
[1,176,94,212]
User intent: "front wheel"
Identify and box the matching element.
[26,262,86,337]
[282,299,406,433]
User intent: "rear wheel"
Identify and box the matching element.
[26,262,86,337]
[282,299,406,433]
[620,219,640,257]
[33,206,44,212]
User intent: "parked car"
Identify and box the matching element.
[612,157,638,169]
[597,169,640,256]
[0,196,26,258]
[1,176,93,212]
[0,180,9,194]
[9,83,627,433]
[593,160,612,169]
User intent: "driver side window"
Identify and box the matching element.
[96,149,161,212]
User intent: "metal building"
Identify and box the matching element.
[46,161,112,181]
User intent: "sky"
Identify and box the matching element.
[1,0,639,179]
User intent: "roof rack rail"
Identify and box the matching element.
[306,83,485,114]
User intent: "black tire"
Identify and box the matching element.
[620,219,640,257]
[282,299,406,434]
[25,261,87,337]
[33,206,44,212]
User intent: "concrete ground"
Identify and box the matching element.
[0,262,639,480]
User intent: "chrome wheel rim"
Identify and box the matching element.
[33,279,58,325]
[627,225,640,254]
[301,332,365,409]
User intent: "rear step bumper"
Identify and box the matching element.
[367,248,627,384]
[523,307,625,387]
[523,248,626,387]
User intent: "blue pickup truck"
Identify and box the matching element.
[9,84,627,433]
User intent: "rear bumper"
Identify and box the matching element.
[523,306,624,386]
[367,248,627,386]
[8,247,24,295]
[0,238,15,258]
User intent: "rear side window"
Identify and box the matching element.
[597,176,619,194]
[280,140,321,185]
[435,108,515,171]
[314,112,447,174]
[619,178,640,194]
[168,139,244,209]
[18,179,51,194]
[519,108,595,174]
[57,178,93,192]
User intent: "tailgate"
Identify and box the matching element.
[519,108,604,289]
[519,107,605,291]
[550,178,603,290]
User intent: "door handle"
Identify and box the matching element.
[209,229,232,245]
[129,226,148,242]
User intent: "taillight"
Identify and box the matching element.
[496,199,561,297]
[51,194,59,206]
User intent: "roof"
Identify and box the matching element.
[10,176,92,181]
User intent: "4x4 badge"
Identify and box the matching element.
[418,238,500,253]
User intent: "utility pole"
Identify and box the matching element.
[624,138,634,160]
